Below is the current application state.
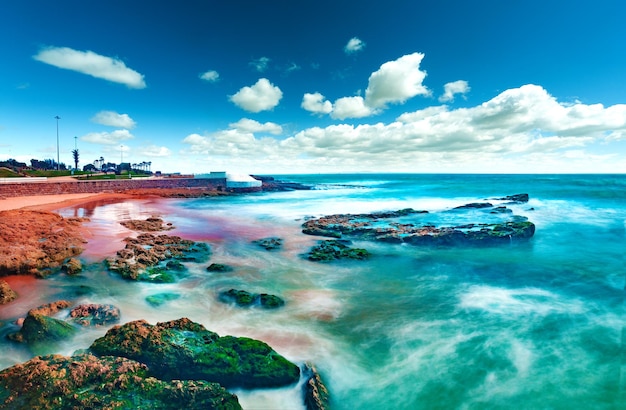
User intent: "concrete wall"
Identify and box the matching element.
[0,178,228,199]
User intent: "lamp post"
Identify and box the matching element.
[54,116,61,170]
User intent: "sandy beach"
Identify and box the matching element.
[0,192,133,212]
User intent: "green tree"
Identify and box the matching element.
[72,149,79,170]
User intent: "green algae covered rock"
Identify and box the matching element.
[146,292,181,307]
[89,318,300,389]
[307,240,371,262]
[219,289,285,309]
[0,353,241,409]
[8,314,78,350]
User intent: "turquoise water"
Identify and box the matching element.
[1,174,625,409]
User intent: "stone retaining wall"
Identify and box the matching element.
[0,178,228,199]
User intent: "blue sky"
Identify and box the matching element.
[2,0,626,174]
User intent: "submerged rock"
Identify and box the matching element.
[453,202,493,210]
[89,317,301,389]
[69,304,121,327]
[146,292,181,307]
[0,280,17,304]
[219,289,285,309]
[0,353,241,409]
[252,237,283,251]
[207,263,234,272]
[307,240,371,262]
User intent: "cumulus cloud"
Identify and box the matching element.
[330,96,376,120]
[199,70,219,82]
[302,92,333,115]
[33,46,146,89]
[91,111,136,129]
[364,52,429,109]
[229,78,283,112]
[229,118,282,135]
[139,145,172,157]
[250,57,271,72]
[81,129,134,145]
[344,37,365,54]
[439,80,470,102]
[183,84,626,173]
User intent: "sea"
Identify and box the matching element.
[0,174,624,409]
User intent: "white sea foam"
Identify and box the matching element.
[458,285,585,316]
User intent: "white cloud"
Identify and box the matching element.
[200,70,219,82]
[229,78,283,112]
[330,96,376,120]
[229,118,282,135]
[33,46,146,89]
[302,92,333,115]
[250,57,271,72]
[81,129,134,145]
[181,84,626,174]
[344,37,365,54]
[139,145,172,157]
[364,52,429,109]
[91,111,136,129]
[439,80,470,102]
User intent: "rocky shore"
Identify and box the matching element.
[0,189,536,408]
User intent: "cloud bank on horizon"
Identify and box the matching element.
[3,2,626,174]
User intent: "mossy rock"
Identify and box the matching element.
[89,318,300,389]
[219,289,285,309]
[146,292,181,307]
[307,240,371,262]
[8,313,78,355]
[207,263,234,272]
[0,353,241,409]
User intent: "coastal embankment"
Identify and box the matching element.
[0,176,228,199]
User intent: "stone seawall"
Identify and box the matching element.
[0,178,228,199]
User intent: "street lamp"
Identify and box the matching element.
[54,116,61,170]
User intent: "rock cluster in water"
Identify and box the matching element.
[302,195,535,246]
[106,233,210,282]
[218,289,285,309]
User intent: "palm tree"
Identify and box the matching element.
[99,157,104,171]
[71,149,79,170]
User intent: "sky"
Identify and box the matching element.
[2,0,626,175]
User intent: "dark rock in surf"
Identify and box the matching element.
[495,193,529,203]
[252,237,283,251]
[206,263,234,272]
[307,240,370,262]
[303,363,330,410]
[219,289,285,309]
[453,202,493,210]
